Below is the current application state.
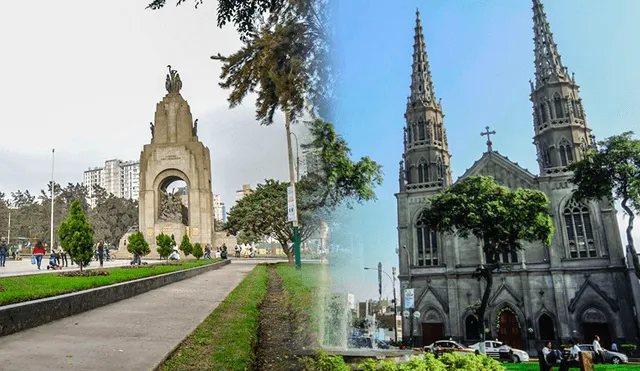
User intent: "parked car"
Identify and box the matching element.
[577,344,628,364]
[424,340,476,356]
[470,341,529,363]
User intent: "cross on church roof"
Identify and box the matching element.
[480,126,496,152]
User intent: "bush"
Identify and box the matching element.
[156,233,175,260]
[302,351,350,371]
[192,243,204,260]
[127,232,150,263]
[307,353,505,371]
[179,234,192,256]
[58,200,94,271]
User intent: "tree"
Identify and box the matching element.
[225,179,318,263]
[156,233,175,260]
[568,131,640,279]
[58,200,95,271]
[419,176,553,348]
[179,234,193,256]
[127,231,151,264]
[192,242,204,260]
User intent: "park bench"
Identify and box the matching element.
[537,349,594,371]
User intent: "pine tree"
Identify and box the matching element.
[179,234,192,257]
[58,199,94,271]
[192,243,204,260]
[156,233,174,260]
[127,231,150,264]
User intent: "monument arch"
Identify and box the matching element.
[139,66,214,256]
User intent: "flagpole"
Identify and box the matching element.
[50,149,55,253]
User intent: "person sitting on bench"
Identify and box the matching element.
[559,340,581,371]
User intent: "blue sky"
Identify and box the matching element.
[329,0,640,300]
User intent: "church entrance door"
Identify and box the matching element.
[582,323,611,349]
[498,309,522,350]
[422,323,444,346]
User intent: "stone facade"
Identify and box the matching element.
[396,2,640,350]
[139,67,214,257]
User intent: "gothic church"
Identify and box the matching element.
[396,1,640,350]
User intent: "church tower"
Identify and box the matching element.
[530,0,594,177]
[400,9,452,192]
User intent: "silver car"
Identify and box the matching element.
[577,344,628,364]
[470,341,530,363]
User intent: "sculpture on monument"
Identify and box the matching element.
[150,122,154,138]
[165,65,182,94]
[193,119,198,137]
[158,190,187,224]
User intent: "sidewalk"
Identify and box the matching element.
[0,261,258,371]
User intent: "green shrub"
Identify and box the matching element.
[58,200,94,271]
[192,243,203,260]
[302,351,350,371]
[156,233,175,260]
[127,232,150,263]
[179,234,192,256]
[344,353,505,371]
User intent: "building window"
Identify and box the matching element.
[564,198,596,258]
[416,215,438,266]
[418,121,426,141]
[540,103,548,123]
[417,159,428,183]
[407,127,412,143]
[465,315,481,340]
[558,138,574,166]
[554,94,564,118]
[538,314,556,340]
[542,142,552,167]
[486,250,518,264]
[436,158,443,180]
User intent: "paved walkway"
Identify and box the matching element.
[0,260,258,371]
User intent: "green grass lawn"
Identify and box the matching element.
[505,363,640,370]
[275,262,325,339]
[159,264,268,371]
[0,259,221,306]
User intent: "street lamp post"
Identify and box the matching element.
[50,149,55,253]
[364,266,398,343]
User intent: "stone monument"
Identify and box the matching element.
[139,66,214,257]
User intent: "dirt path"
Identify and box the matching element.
[255,265,300,371]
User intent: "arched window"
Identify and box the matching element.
[417,158,428,183]
[436,125,443,142]
[540,103,548,123]
[554,93,564,118]
[436,157,443,180]
[416,213,438,266]
[558,138,574,166]
[486,250,518,264]
[538,314,556,340]
[564,198,596,258]
[418,120,426,141]
[541,142,552,167]
[406,126,412,143]
[465,315,481,340]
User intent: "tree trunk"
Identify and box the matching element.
[476,258,496,354]
[621,198,639,279]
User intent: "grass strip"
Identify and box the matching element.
[505,363,639,370]
[159,264,268,371]
[0,259,221,306]
[276,263,325,339]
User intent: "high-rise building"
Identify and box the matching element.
[235,184,254,202]
[300,147,323,177]
[396,3,639,349]
[212,194,226,223]
[83,159,140,207]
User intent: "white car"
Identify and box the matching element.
[471,340,530,363]
[425,340,476,356]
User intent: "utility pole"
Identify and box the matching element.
[392,266,398,343]
[285,114,301,269]
[50,148,55,253]
[7,209,11,244]
[378,262,382,302]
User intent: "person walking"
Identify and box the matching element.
[0,238,8,267]
[234,244,240,258]
[32,240,46,270]
[593,335,605,364]
[96,240,105,268]
[58,243,68,267]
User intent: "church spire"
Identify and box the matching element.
[409,9,437,106]
[532,0,569,87]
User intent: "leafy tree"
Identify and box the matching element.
[58,200,95,271]
[419,176,553,347]
[156,233,175,260]
[568,131,640,278]
[300,119,383,210]
[192,242,204,260]
[225,179,318,262]
[127,231,151,264]
[179,234,193,256]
